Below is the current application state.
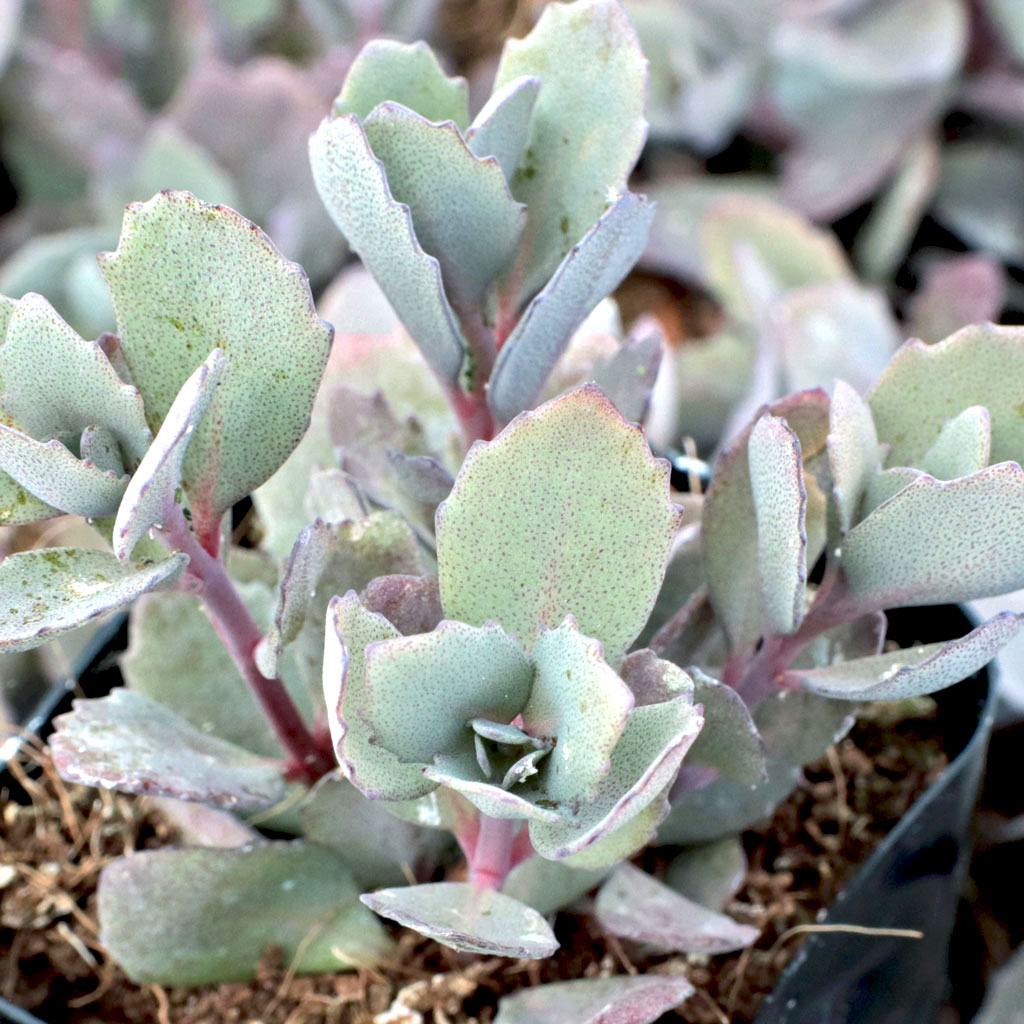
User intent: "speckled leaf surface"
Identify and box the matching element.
[51,690,285,810]
[789,611,1023,700]
[861,465,922,519]
[703,389,829,656]
[361,574,444,636]
[98,192,332,547]
[323,593,436,801]
[700,197,848,321]
[523,617,633,803]
[423,752,558,823]
[0,427,126,516]
[493,974,694,1024]
[686,668,765,786]
[0,547,186,653]
[493,0,648,306]
[665,837,747,911]
[299,773,448,888]
[842,463,1024,607]
[591,324,663,424]
[332,40,468,127]
[595,863,758,954]
[0,472,60,526]
[466,75,541,181]
[99,842,394,985]
[437,385,680,661]
[310,114,467,385]
[363,103,524,310]
[502,856,609,915]
[361,882,557,958]
[122,586,313,759]
[528,695,701,862]
[921,405,991,480]
[488,193,655,424]
[748,414,807,637]
[827,379,882,535]
[112,350,225,559]
[0,293,150,461]
[618,649,694,706]
[867,325,1024,467]
[361,621,533,764]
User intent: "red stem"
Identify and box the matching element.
[468,814,519,890]
[159,504,333,782]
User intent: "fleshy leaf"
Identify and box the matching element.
[332,40,469,127]
[362,620,533,764]
[523,617,633,803]
[309,114,467,385]
[618,649,694,707]
[488,193,655,424]
[787,611,1023,700]
[0,427,126,516]
[361,882,557,958]
[748,414,807,637]
[686,668,765,786]
[80,425,125,475]
[323,593,437,801]
[466,75,541,181]
[493,0,648,306]
[362,574,443,636]
[528,695,702,862]
[920,406,991,480]
[590,322,663,424]
[112,350,226,559]
[363,102,525,310]
[595,863,758,954]
[703,389,829,655]
[827,379,882,535]
[867,324,1024,466]
[299,773,448,888]
[907,254,1006,344]
[51,690,285,811]
[99,842,394,984]
[0,472,60,526]
[99,191,333,548]
[842,464,1024,607]
[0,293,150,461]
[423,752,559,823]
[386,451,454,507]
[665,837,747,911]
[502,855,609,915]
[494,975,694,1024]
[437,385,681,661]
[0,548,186,653]
[861,466,922,519]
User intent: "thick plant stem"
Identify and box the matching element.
[159,504,333,782]
[448,384,496,445]
[469,814,518,891]
[448,306,498,446]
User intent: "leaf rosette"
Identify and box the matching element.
[324,385,704,865]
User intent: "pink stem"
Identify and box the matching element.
[159,504,333,782]
[469,814,519,891]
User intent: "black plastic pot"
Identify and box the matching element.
[756,604,997,1024]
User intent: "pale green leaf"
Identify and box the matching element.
[323,593,437,801]
[861,465,922,519]
[920,405,991,479]
[487,193,655,424]
[748,413,807,636]
[363,102,525,310]
[618,648,694,706]
[332,40,468,127]
[595,863,758,953]
[0,293,150,461]
[309,114,467,385]
[0,472,61,526]
[99,842,393,984]
[867,324,1024,466]
[361,882,557,958]
[528,695,701,862]
[80,425,125,475]
[437,385,681,661]
[51,690,285,811]
[827,379,882,535]
[466,75,541,181]
[665,837,747,911]
[112,350,226,559]
[0,427,126,516]
[686,667,765,786]
[590,323,663,424]
[502,856,608,915]
[842,463,1024,607]
[99,191,332,547]
[423,752,559,823]
[0,548,186,653]
[362,620,533,764]
[493,0,648,306]
[494,975,694,1024]
[788,611,1023,700]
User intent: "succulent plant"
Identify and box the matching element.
[1,2,1023,1021]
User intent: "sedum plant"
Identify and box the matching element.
[1,2,1023,1020]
